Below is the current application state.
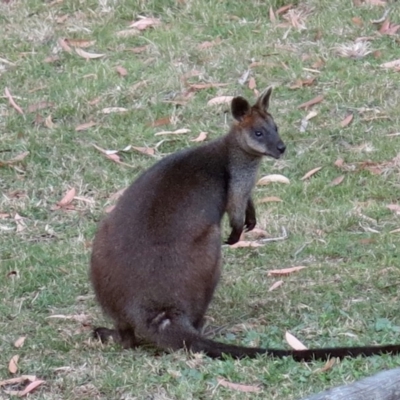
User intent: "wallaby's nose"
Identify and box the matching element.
[277,142,286,154]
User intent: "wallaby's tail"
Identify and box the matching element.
[144,312,400,361]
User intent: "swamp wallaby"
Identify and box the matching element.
[90,88,400,361]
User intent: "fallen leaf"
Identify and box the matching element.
[340,114,353,127]
[14,337,26,348]
[248,77,256,90]
[57,188,76,207]
[289,77,316,89]
[381,59,400,70]
[188,83,228,90]
[101,107,128,114]
[45,115,55,129]
[129,17,161,30]
[198,38,221,50]
[116,29,140,37]
[58,38,72,53]
[229,241,264,248]
[257,174,290,185]
[298,95,324,109]
[116,66,128,76]
[312,59,325,69]
[285,332,307,350]
[75,48,105,60]
[4,87,24,115]
[305,110,318,120]
[389,228,400,234]
[0,151,29,167]
[4,379,45,396]
[0,375,37,387]
[191,132,208,142]
[268,266,306,276]
[44,55,61,63]
[365,0,387,5]
[65,39,96,48]
[276,4,293,15]
[301,166,322,180]
[330,175,345,186]
[27,101,54,113]
[155,128,190,136]
[132,146,155,156]
[387,204,400,214]
[258,196,283,203]
[148,116,171,127]
[315,357,336,373]
[127,45,148,53]
[46,314,91,323]
[9,355,19,374]
[379,20,400,35]
[269,6,276,23]
[352,16,363,26]
[268,280,284,291]
[207,96,234,106]
[0,213,10,219]
[334,158,344,168]
[14,213,26,233]
[238,69,250,85]
[217,378,261,393]
[75,121,96,131]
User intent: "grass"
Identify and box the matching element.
[1,0,400,398]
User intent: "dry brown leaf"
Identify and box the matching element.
[229,241,264,248]
[75,121,96,131]
[352,16,363,26]
[0,213,10,219]
[257,174,290,185]
[129,17,161,30]
[188,83,228,90]
[14,213,26,233]
[365,0,387,5]
[387,204,400,214]
[132,146,155,156]
[217,378,261,393]
[245,228,270,240]
[46,314,91,323]
[191,132,208,142]
[197,38,221,50]
[316,357,336,373]
[58,38,72,53]
[289,77,316,89]
[116,66,128,77]
[258,196,283,203]
[269,6,276,23]
[0,151,29,167]
[101,107,128,114]
[330,175,345,186]
[0,375,37,387]
[65,39,96,48]
[298,95,324,109]
[301,166,322,180]
[340,113,353,127]
[45,115,55,129]
[248,77,256,90]
[4,87,24,115]
[285,332,307,350]
[9,355,19,374]
[389,228,400,234]
[268,266,306,276]
[7,379,45,397]
[268,280,284,291]
[276,4,293,15]
[27,101,54,113]
[379,20,400,35]
[14,337,26,348]
[207,96,234,106]
[57,188,76,207]
[381,59,400,70]
[155,128,190,136]
[75,48,105,60]
[116,28,140,37]
[127,45,148,53]
[334,158,344,168]
[44,55,61,63]
[148,116,171,127]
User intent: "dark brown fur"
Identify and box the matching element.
[90,88,400,361]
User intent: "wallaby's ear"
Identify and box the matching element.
[231,96,251,121]
[255,86,273,112]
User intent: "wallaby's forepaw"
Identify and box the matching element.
[93,327,116,343]
[244,218,256,232]
[225,230,242,245]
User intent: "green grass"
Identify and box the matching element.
[1,0,400,398]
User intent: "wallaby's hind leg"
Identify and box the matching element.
[93,325,141,349]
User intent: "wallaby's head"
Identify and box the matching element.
[231,87,286,159]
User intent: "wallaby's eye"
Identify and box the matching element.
[254,131,263,137]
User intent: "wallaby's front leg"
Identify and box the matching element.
[226,195,247,245]
[244,198,256,232]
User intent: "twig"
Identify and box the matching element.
[258,226,288,242]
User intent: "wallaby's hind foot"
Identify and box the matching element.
[93,326,140,349]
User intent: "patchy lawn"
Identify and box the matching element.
[1,0,400,398]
